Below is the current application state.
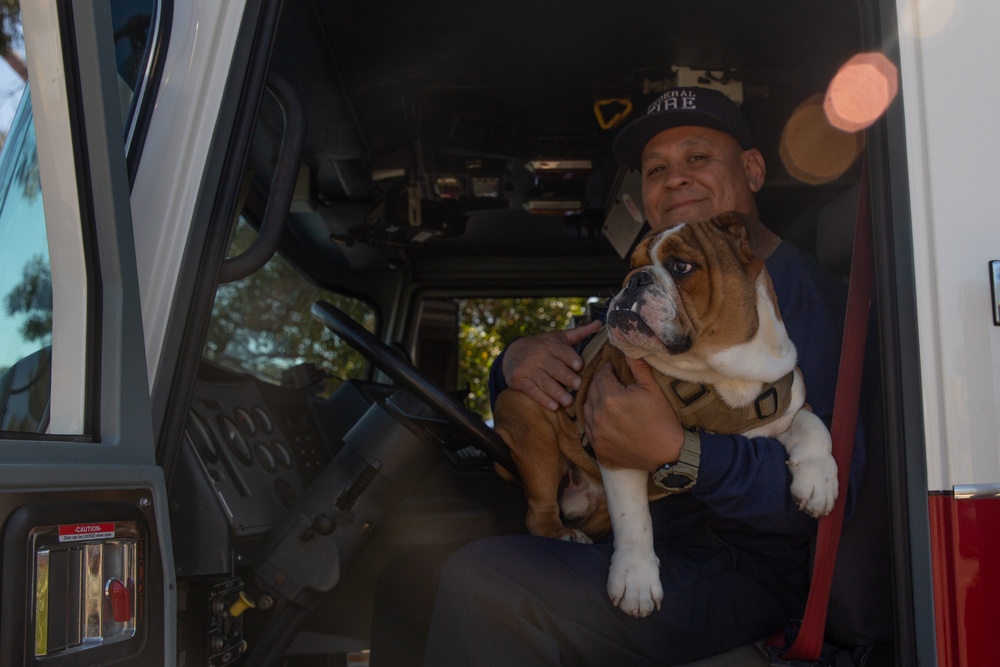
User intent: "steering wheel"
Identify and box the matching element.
[311,301,517,475]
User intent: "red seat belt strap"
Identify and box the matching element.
[783,165,874,661]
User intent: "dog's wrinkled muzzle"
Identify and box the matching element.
[608,271,692,354]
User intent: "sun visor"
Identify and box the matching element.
[602,169,646,258]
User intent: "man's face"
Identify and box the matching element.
[640,126,765,230]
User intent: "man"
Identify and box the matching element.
[499,87,780,476]
[373,87,863,666]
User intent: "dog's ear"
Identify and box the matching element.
[711,212,757,266]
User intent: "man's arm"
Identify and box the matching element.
[691,423,865,535]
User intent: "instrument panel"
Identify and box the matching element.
[170,365,347,577]
[185,375,331,537]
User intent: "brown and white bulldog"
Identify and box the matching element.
[493,211,837,618]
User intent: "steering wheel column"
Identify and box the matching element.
[246,302,514,664]
[255,386,443,601]
[247,385,443,664]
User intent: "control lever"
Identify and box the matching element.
[298,514,336,542]
[254,387,442,608]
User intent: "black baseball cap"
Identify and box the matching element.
[612,87,753,170]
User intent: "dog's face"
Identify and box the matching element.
[606,211,767,363]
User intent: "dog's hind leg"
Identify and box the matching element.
[494,393,593,543]
[522,444,593,543]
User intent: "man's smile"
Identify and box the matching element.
[667,198,704,212]
[665,197,708,215]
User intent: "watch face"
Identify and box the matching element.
[653,466,696,491]
[660,472,694,489]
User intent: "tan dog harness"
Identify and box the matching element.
[578,326,796,437]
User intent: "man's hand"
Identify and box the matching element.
[583,357,685,470]
[501,319,602,411]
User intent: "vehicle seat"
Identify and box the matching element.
[676,395,892,666]
[816,183,860,279]
[812,180,894,653]
[681,642,769,666]
[677,183,894,666]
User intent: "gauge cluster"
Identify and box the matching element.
[184,377,331,539]
[168,365,336,579]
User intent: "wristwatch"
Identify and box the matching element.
[651,429,701,492]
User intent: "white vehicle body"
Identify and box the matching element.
[0,0,996,665]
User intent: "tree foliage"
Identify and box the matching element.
[457,297,591,419]
[4,253,52,344]
[12,112,38,200]
[0,1,20,54]
[0,1,26,81]
[204,222,375,393]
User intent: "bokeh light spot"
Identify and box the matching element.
[824,53,899,132]
[780,94,865,185]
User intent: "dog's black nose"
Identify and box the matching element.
[626,271,653,292]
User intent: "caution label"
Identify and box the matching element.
[58,523,116,542]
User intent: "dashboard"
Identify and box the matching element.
[169,362,387,576]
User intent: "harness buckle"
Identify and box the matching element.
[755,386,779,419]
[669,379,708,407]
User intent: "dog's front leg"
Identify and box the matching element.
[601,466,662,617]
[778,409,838,518]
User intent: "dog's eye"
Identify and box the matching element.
[666,257,694,275]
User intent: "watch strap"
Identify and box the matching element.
[676,428,701,468]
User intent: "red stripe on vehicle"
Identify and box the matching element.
[929,494,1000,667]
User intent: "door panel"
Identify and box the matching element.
[0,488,167,665]
[0,2,173,665]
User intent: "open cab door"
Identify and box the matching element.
[0,2,173,664]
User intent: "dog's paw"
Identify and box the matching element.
[556,528,593,544]
[607,548,663,617]
[787,449,839,518]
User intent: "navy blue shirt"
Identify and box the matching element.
[689,241,863,535]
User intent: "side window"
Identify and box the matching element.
[203,219,378,397]
[0,0,157,434]
[0,94,49,433]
